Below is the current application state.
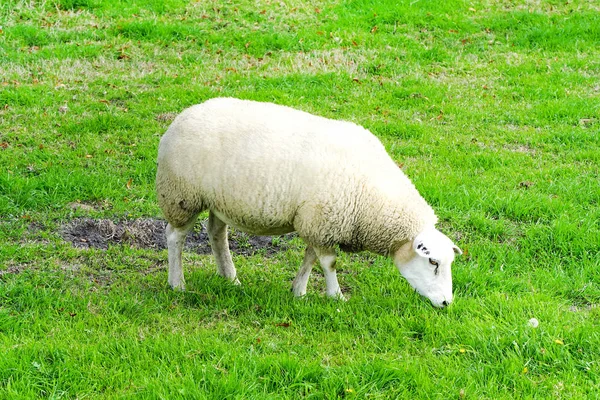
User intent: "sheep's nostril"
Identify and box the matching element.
[441,300,449,307]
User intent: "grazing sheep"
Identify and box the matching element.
[156,98,462,307]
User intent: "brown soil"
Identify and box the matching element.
[60,218,294,256]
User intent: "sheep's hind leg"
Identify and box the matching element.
[166,218,197,290]
[207,210,240,285]
[292,245,317,297]
[314,247,346,300]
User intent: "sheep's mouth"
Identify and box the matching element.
[60,217,295,256]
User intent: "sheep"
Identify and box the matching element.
[156,97,462,308]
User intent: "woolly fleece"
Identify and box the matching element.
[156,97,438,256]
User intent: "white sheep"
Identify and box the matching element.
[156,98,462,307]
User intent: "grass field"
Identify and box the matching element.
[1,0,599,398]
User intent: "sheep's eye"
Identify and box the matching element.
[429,259,440,275]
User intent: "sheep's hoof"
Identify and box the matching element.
[292,288,307,298]
[170,282,186,291]
[327,292,347,301]
[232,277,241,286]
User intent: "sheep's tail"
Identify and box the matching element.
[156,163,205,228]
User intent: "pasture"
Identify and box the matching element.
[1,0,599,398]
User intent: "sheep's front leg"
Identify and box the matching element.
[166,220,196,290]
[207,211,240,285]
[314,247,346,300]
[292,246,317,297]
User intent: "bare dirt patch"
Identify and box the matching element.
[0,263,29,276]
[155,112,177,122]
[60,218,294,256]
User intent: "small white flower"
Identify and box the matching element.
[528,318,539,328]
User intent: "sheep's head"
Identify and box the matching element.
[393,228,462,308]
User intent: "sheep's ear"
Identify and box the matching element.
[413,229,461,258]
[412,234,432,258]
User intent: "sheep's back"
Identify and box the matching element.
[157,98,397,235]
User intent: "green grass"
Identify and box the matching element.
[1,0,599,398]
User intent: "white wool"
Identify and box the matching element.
[156,97,437,256]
